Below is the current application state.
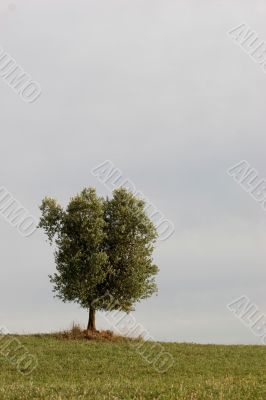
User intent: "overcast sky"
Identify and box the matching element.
[1,0,266,344]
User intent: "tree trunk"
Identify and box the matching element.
[87,308,96,333]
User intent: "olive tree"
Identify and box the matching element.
[39,187,158,333]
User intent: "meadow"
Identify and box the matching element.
[0,333,265,400]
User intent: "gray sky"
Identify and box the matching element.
[1,0,266,344]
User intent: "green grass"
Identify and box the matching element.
[0,335,265,399]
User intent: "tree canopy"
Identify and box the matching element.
[39,187,159,332]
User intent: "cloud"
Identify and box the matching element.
[0,0,266,343]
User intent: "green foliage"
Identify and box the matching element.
[39,188,158,315]
[104,189,158,311]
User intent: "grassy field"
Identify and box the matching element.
[0,334,265,400]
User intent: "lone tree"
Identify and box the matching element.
[39,188,158,333]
